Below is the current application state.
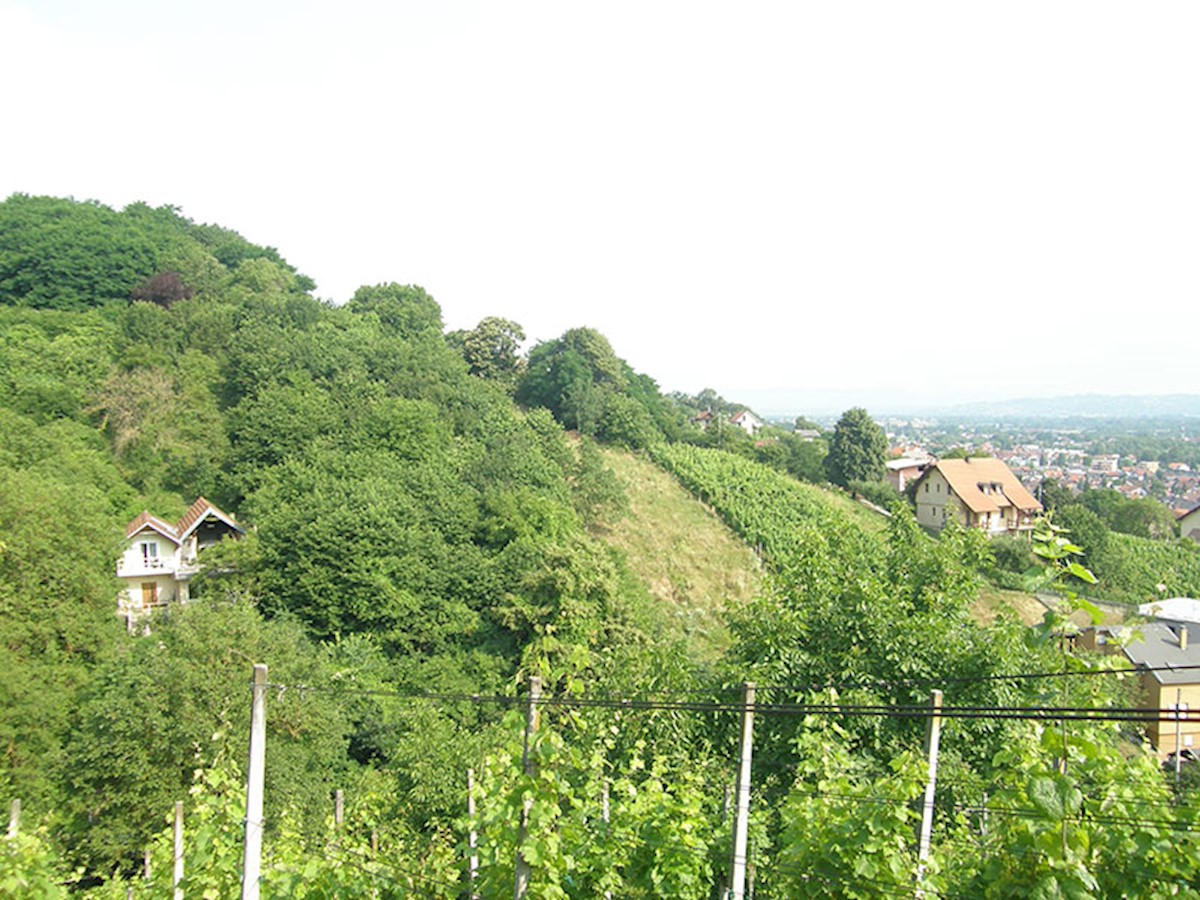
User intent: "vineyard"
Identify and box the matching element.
[648,444,885,572]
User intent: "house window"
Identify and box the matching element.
[140,542,159,567]
[924,484,929,493]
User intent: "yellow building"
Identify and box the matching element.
[1084,620,1200,758]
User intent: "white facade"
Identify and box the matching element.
[116,499,242,624]
[729,410,764,436]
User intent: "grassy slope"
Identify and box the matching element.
[972,586,1048,627]
[596,447,763,661]
[600,444,1047,652]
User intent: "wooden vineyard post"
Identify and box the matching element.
[514,676,542,900]
[728,682,756,900]
[173,800,184,900]
[241,664,268,900]
[916,689,943,894]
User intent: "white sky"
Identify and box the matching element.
[1,1,1197,412]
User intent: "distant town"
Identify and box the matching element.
[876,416,1200,514]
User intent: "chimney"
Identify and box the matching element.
[1181,626,1189,651]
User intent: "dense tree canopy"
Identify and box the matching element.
[516,326,674,447]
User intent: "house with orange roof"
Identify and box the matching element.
[913,457,1042,536]
[117,498,244,623]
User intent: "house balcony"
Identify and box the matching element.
[116,558,171,578]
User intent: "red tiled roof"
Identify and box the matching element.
[175,497,213,538]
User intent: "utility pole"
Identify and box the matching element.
[728,682,756,900]
[514,676,542,900]
[241,664,268,900]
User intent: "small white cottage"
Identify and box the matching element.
[117,497,243,622]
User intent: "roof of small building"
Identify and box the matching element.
[124,498,242,544]
[923,457,1042,515]
[125,511,180,542]
[1121,620,1200,685]
[1138,597,1200,624]
[176,496,242,540]
[887,458,928,471]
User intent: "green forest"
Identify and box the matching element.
[4,194,1200,898]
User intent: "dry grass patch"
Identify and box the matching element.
[596,447,763,661]
[971,586,1048,627]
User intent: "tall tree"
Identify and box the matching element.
[449,316,526,386]
[824,406,887,486]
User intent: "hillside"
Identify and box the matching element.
[6,194,1200,898]
[595,447,762,660]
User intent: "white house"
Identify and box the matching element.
[691,408,765,437]
[913,458,1042,535]
[728,410,764,436]
[886,458,930,493]
[117,497,243,623]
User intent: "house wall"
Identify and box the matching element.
[1181,510,1200,544]
[117,531,180,579]
[117,529,182,620]
[1144,677,1200,757]
[887,466,922,493]
[117,574,179,616]
[915,470,953,529]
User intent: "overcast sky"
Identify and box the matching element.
[2,1,1196,413]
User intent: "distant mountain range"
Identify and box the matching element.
[739,389,1200,420]
[941,394,1200,419]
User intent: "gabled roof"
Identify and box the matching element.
[922,458,1042,515]
[1122,620,1200,685]
[125,511,180,543]
[175,497,243,541]
[124,498,242,545]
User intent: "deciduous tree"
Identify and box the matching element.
[824,407,887,487]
